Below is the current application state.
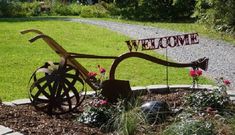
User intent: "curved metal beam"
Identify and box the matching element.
[109,52,208,80]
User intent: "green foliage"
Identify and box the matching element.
[99,1,120,16]
[172,0,196,20]
[78,99,119,127]
[0,0,40,17]
[185,89,230,111]
[193,0,235,34]
[80,4,109,18]
[50,3,82,16]
[78,98,146,135]
[163,119,215,135]
[113,0,195,21]
[112,108,143,135]
[140,0,174,21]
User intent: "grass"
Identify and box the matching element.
[0,18,212,101]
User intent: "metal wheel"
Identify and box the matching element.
[29,59,86,115]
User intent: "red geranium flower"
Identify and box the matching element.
[98,65,106,74]
[88,72,97,77]
[223,79,231,85]
[196,69,202,76]
[189,69,197,77]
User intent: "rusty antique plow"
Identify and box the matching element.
[21,29,209,115]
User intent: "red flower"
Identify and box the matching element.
[189,69,197,77]
[88,72,97,77]
[99,100,108,105]
[196,69,202,76]
[223,79,231,85]
[98,65,106,74]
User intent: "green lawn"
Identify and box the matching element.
[0,18,212,101]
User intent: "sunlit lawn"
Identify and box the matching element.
[0,18,212,101]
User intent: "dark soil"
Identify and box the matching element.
[0,89,192,135]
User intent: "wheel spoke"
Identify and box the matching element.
[62,83,72,110]
[29,63,85,115]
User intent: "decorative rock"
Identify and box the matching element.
[5,132,24,135]
[131,86,147,96]
[141,101,170,124]
[230,96,235,101]
[147,85,169,94]
[82,91,96,97]
[11,99,31,105]
[0,125,13,134]
[170,85,190,89]
[2,102,15,106]
[227,90,235,96]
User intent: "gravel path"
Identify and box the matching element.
[68,18,235,89]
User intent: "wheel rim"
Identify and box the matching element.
[29,61,86,115]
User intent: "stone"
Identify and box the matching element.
[131,86,147,96]
[147,85,169,94]
[227,90,235,96]
[170,85,191,89]
[230,96,235,101]
[11,99,31,105]
[2,102,15,106]
[82,91,96,97]
[0,125,13,134]
[6,132,24,135]
[141,101,170,124]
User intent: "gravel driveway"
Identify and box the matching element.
[68,18,235,89]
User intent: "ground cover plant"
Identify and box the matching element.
[0,18,212,101]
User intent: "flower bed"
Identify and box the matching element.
[0,87,234,135]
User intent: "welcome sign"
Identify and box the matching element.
[125,33,199,51]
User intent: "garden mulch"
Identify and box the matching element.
[0,89,213,135]
[0,104,104,135]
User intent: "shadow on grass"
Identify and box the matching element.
[0,16,72,23]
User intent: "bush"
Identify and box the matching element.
[50,3,82,16]
[172,0,196,20]
[80,4,109,18]
[163,119,215,135]
[0,0,40,17]
[185,88,230,111]
[193,0,235,34]
[77,99,118,127]
[99,1,120,16]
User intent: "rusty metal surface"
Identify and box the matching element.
[109,52,208,80]
[29,58,85,115]
[101,80,132,102]
[125,33,199,51]
[21,29,209,115]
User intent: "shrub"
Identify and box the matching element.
[163,119,215,135]
[50,2,81,16]
[77,98,121,128]
[20,2,41,16]
[193,0,235,34]
[99,1,120,16]
[0,0,40,17]
[185,88,230,111]
[80,4,109,18]
[172,0,196,20]
[141,0,174,21]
